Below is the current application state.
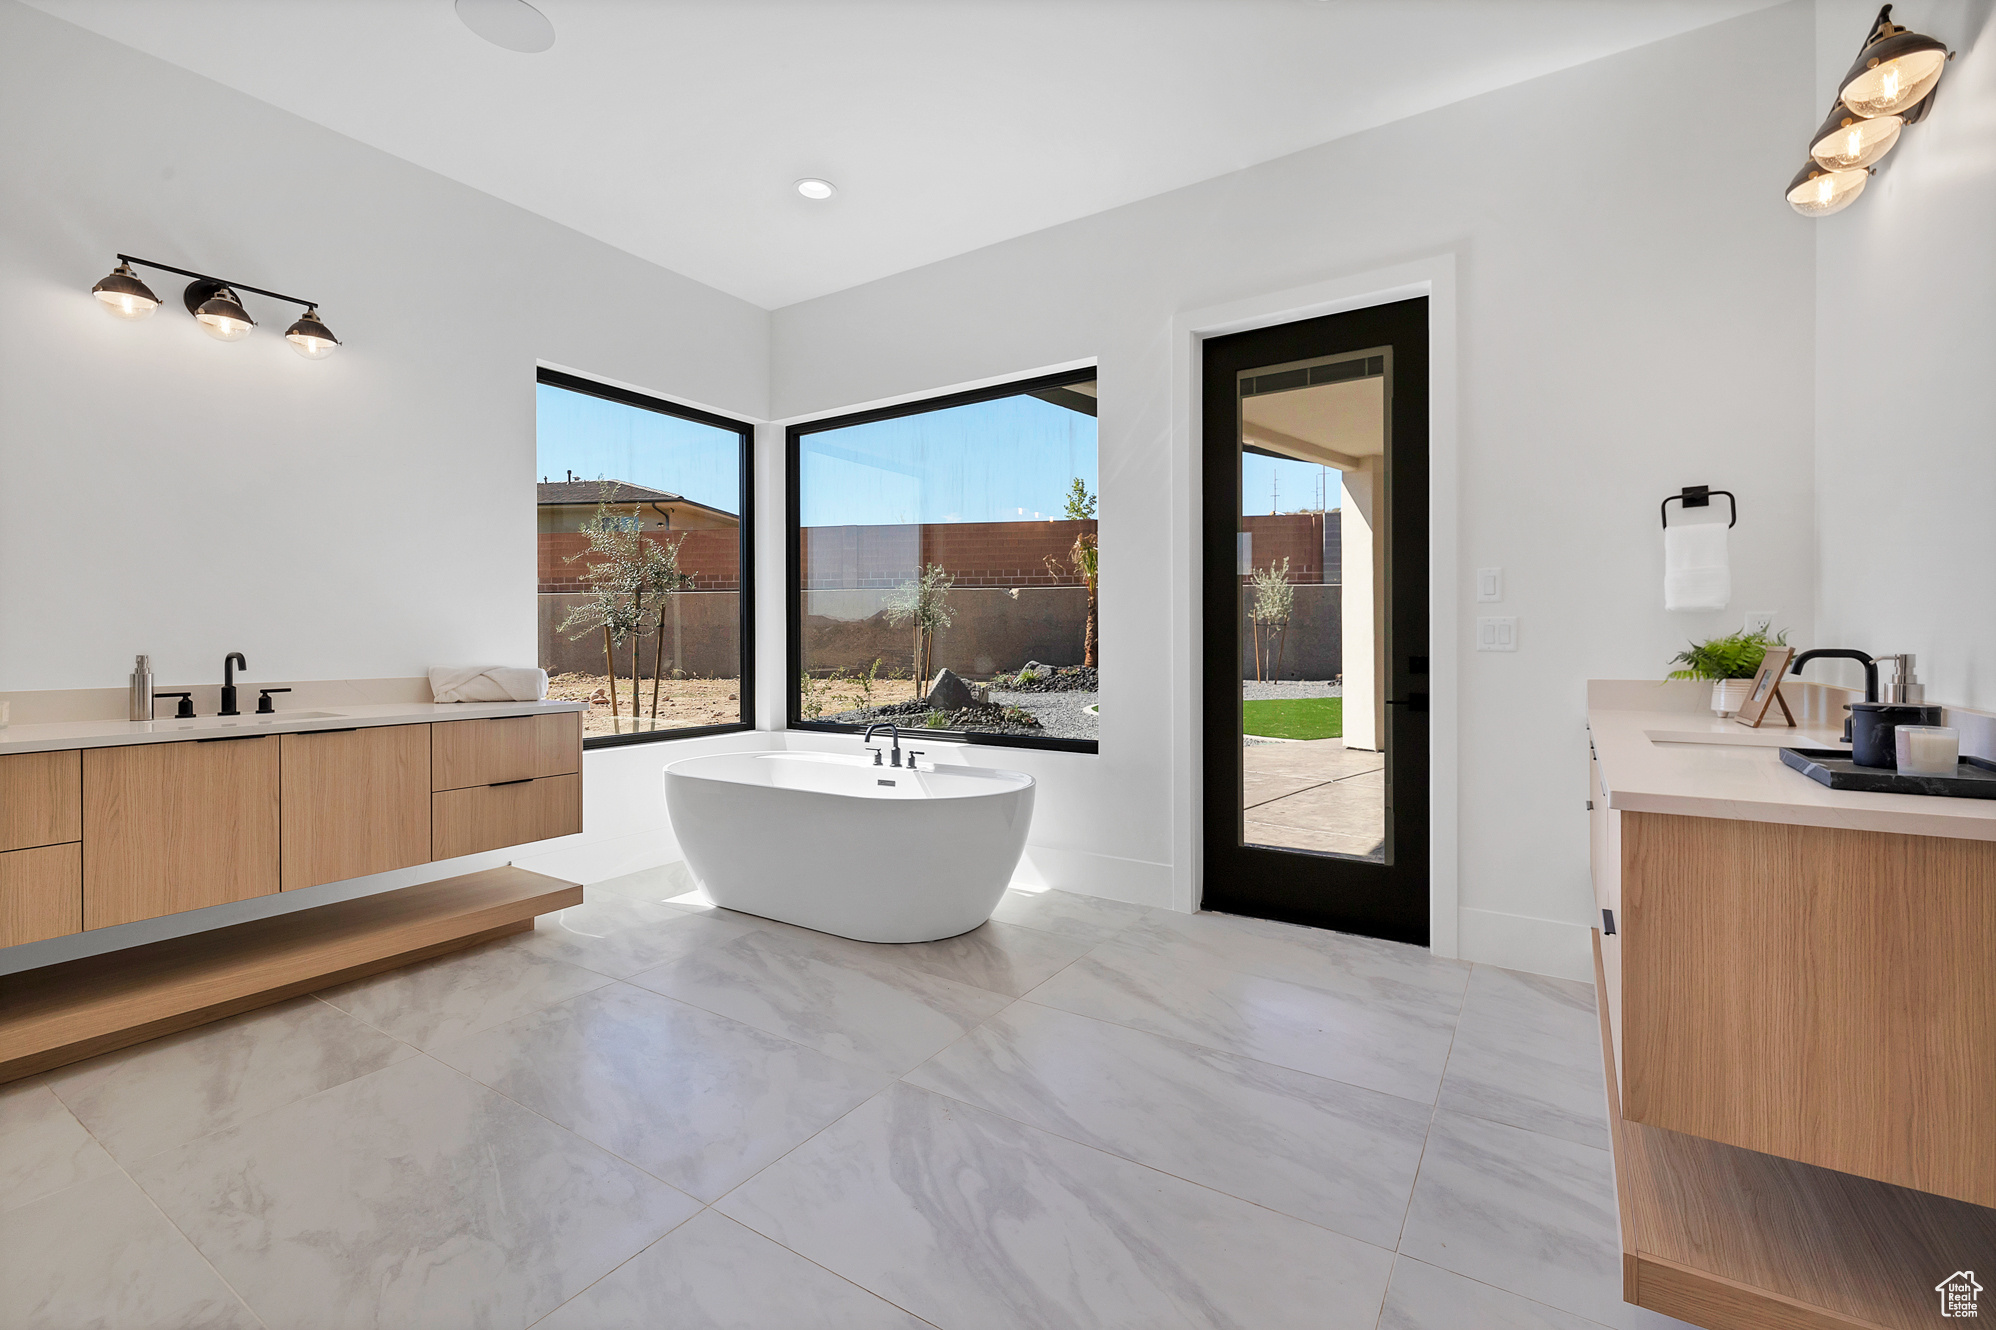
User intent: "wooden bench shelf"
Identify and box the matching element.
[0,866,581,1083]
[1595,929,1996,1330]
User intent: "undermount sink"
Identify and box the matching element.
[157,711,347,730]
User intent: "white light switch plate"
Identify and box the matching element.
[1744,610,1776,636]
[1476,567,1503,602]
[1476,616,1518,651]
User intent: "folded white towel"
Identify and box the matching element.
[1664,523,1731,612]
[428,666,550,703]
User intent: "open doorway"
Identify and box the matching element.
[1201,298,1428,943]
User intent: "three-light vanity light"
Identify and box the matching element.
[90,254,341,359]
[1787,4,1952,218]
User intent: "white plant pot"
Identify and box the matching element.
[1711,679,1753,717]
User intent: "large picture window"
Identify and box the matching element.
[787,369,1099,753]
[536,369,753,746]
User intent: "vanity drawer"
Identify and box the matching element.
[0,842,82,947]
[432,774,581,860]
[0,750,81,852]
[431,713,582,791]
[280,725,432,891]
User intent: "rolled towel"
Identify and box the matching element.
[1664,522,1730,612]
[429,666,550,703]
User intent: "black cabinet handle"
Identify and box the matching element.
[197,733,270,744]
[489,777,534,788]
[1602,908,1617,936]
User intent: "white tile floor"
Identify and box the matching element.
[0,871,1697,1329]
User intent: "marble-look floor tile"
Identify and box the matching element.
[1,1169,261,1329]
[512,891,763,979]
[1401,1109,1680,1330]
[432,982,889,1201]
[906,1000,1431,1247]
[1438,965,1611,1149]
[1138,909,1469,1013]
[825,919,1094,998]
[1024,931,1458,1103]
[986,887,1148,944]
[0,1076,118,1211]
[316,933,611,1050]
[628,924,1008,1075]
[718,1082,1396,1330]
[1379,1257,1607,1330]
[46,995,417,1163]
[538,1208,933,1330]
[128,1054,697,1330]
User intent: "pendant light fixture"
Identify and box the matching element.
[1787,5,1951,218]
[89,254,339,357]
[188,281,256,341]
[91,262,161,320]
[1785,161,1868,217]
[283,307,342,359]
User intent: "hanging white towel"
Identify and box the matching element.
[1664,523,1731,611]
[428,666,550,703]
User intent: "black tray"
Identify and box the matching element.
[1779,748,1996,799]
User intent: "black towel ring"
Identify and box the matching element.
[1661,485,1737,530]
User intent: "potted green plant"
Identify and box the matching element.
[1667,628,1789,716]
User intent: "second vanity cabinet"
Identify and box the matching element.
[83,736,282,929]
[3,708,584,946]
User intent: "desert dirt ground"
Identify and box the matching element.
[548,672,752,736]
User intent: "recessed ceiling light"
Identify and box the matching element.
[795,179,837,200]
[456,0,555,54]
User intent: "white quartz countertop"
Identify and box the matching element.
[0,699,587,757]
[1588,701,1996,843]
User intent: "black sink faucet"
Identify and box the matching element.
[863,723,902,767]
[220,652,248,716]
[1791,649,1876,743]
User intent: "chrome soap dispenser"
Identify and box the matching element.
[128,654,154,721]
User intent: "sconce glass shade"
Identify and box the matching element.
[1838,31,1947,118]
[1786,161,1867,217]
[284,307,341,359]
[92,263,160,320]
[1809,104,1902,170]
[192,285,256,341]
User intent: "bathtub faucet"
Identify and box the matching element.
[863,723,903,767]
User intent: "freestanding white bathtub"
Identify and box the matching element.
[662,751,1036,943]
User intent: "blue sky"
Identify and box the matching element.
[538,380,1333,523]
[537,383,743,514]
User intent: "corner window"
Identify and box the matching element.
[536,369,753,747]
[787,369,1098,753]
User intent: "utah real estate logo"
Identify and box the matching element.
[1937,1270,1983,1318]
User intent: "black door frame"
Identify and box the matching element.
[1199,297,1430,944]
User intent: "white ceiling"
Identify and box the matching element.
[27,0,1777,309]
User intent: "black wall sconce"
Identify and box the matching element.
[90,254,341,359]
[1788,4,1952,217]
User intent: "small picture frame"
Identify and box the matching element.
[1735,644,1797,729]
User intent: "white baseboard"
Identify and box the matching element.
[1456,907,1595,983]
[1011,843,1174,909]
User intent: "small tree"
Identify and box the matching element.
[884,563,955,693]
[1043,478,1100,669]
[555,483,696,719]
[1249,557,1294,682]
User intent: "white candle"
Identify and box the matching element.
[1895,725,1959,776]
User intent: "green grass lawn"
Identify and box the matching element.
[1242,697,1342,741]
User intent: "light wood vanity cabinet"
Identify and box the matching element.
[83,737,281,930]
[430,714,583,861]
[0,750,85,947]
[280,726,432,892]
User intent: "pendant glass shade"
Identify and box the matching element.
[1786,161,1867,217]
[91,263,159,320]
[193,285,256,341]
[284,307,341,359]
[1838,31,1947,118]
[1809,104,1902,170]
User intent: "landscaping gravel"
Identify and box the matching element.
[990,688,1098,741]
[1241,680,1342,700]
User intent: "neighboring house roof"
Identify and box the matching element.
[537,480,737,522]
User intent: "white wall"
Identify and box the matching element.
[1812,0,1996,709]
[773,4,1821,979]
[0,0,768,697]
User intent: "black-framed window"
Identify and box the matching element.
[536,368,754,749]
[787,367,1099,754]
